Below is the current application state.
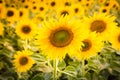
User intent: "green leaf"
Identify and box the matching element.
[69,61,80,68]
[64,66,76,74]
[31,74,44,80]
[0,62,3,70]
[112,66,120,73]
[43,73,53,80]
[7,77,15,80]
[58,60,66,70]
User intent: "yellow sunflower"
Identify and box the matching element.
[108,27,120,50]
[5,7,19,24]
[97,0,106,5]
[46,0,62,11]
[59,0,73,7]
[104,0,119,9]
[109,0,119,11]
[0,0,5,4]
[73,32,103,60]
[15,18,38,39]
[32,13,46,25]
[13,50,35,72]
[30,2,48,15]
[0,4,6,19]
[70,3,85,18]
[23,1,33,9]
[55,6,73,18]
[36,16,88,60]
[83,0,94,8]
[0,22,4,35]
[99,6,111,14]
[18,8,29,20]
[83,12,118,41]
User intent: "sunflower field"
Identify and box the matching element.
[0,0,120,80]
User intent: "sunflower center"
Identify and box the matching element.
[82,39,92,52]
[40,7,44,11]
[75,8,79,13]
[7,10,14,17]
[19,11,23,17]
[49,27,73,47]
[90,20,106,33]
[51,1,55,6]
[22,25,31,34]
[61,11,69,16]
[19,57,28,65]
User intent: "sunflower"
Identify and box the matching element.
[0,4,6,19]
[0,0,5,4]
[70,3,85,18]
[55,6,73,18]
[37,2,48,15]
[83,12,118,41]
[30,2,48,15]
[32,13,46,25]
[13,50,35,72]
[104,0,119,9]
[59,0,73,7]
[36,16,88,60]
[23,1,32,9]
[29,2,39,14]
[109,0,119,11]
[0,22,4,35]
[99,6,111,14]
[5,7,19,24]
[74,32,103,60]
[46,0,61,11]
[108,27,120,50]
[97,0,106,4]
[76,0,86,5]
[83,0,94,8]
[18,8,29,20]
[15,18,38,39]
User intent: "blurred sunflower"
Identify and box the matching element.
[30,2,39,14]
[74,32,103,60]
[23,1,32,9]
[18,8,29,20]
[109,0,119,11]
[71,4,85,18]
[13,50,35,72]
[0,0,4,4]
[59,0,73,7]
[32,14,46,25]
[76,0,85,5]
[0,22,4,35]
[83,0,94,8]
[108,27,120,50]
[0,4,6,19]
[55,6,73,18]
[46,0,61,11]
[36,16,88,60]
[31,2,48,15]
[83,13,118,41]
[5,7,19,24]
[99,6,111,14]
[104,0,119,9]
[97,0,106,5]
[15,18,38,39]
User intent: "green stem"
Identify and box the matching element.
[24,39,28,50]
[58,69,75,77]
[81,60,85,77]
[53,59,58,80]
[48,59,53,70]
